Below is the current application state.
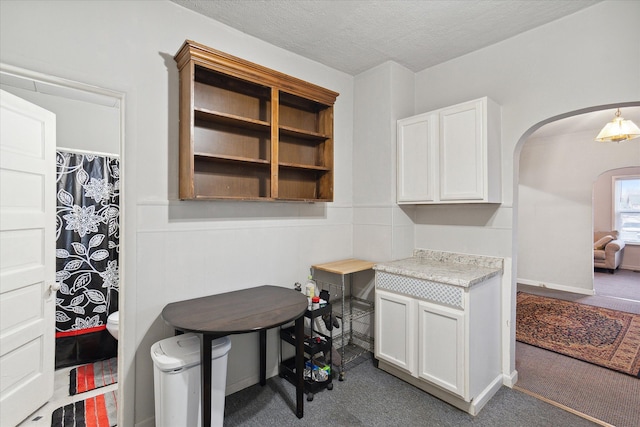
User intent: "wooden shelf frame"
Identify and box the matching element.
[175,40,338,201]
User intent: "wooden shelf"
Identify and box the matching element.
[194,108,271,132]
[279,162,331,171]
[176,40,338,201]
[194,152,271,166]
[279,125,330,141]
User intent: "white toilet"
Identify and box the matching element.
[106,311,119,340]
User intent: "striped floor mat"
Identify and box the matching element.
[51,391,117,427]
[70,358,118,396]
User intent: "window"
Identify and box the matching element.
[613,176,640,244]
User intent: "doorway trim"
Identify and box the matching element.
[0,63,127,427]
[510,100,640,388]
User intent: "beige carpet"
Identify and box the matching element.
[516,342,639,427]
[516,269,640,427]
[595,269,640,302]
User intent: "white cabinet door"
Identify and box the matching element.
[417,299,466,399]
[439,99,484,201]
[0,89,56,427]
[396,97,500,204]
[397,113,438,203]
[375,290,416,375]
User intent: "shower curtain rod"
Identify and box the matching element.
[57,146,120,159]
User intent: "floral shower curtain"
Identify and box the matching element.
[55,150,119,368]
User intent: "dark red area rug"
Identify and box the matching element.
[516,292,640,377]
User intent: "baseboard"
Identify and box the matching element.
[139,367,280,427]
[134,416,155,427]
[226,375,259,396]
[225,366,280,395]
[513,386,613,427]
[502,369,518,388]
[517,278,594,296]
[471,375,504,415]
[377,360,502,416]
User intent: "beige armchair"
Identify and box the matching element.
[593,230,625,273]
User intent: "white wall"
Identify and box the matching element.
[413,0,640,254]
[3,0,640,424]
[518,132,640,293]
[594,167,640,270]
[352,62,415,264]
[410,0,640,381]
[0,85,120,155]
[1,1,354,426]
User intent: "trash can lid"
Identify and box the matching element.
[150,333,231,372]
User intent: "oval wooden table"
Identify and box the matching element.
[161,285,308,427]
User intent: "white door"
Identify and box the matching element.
[0,89,56,426]
[439,99,484,201]
[417,299,466,399]
[397,113,438,203]
[374,289,416,375]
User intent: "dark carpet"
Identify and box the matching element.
[223,355,598,426]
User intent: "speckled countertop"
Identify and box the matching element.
[373,249,503,288]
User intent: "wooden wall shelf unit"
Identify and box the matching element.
[174,40,339,201]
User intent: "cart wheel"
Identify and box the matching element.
[327,383,333,390]
[307,393,314,401]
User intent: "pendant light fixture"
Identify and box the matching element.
[595,108,640,142]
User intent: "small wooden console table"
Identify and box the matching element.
[161,285,308,427]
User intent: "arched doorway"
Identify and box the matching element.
[516,105,640,295]
[511,103,640,424]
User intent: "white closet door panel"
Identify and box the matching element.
[397,113,438,203]
[418,300,466,399]
[375,289,416,375]
[0,89,56,427]
[439,99,484,201]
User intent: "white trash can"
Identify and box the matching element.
[151,333,232,427]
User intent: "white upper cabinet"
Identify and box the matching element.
[397,97,501,204]
[397,112,438,202]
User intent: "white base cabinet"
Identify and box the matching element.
[417,300,465,396]
[375,290,416,375]
[397,96,501,204]
[374,271,502,415]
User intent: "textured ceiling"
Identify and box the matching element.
[171,0,600,75]
[169,0,639,139]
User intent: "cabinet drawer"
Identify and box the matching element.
[376,272,464,309]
